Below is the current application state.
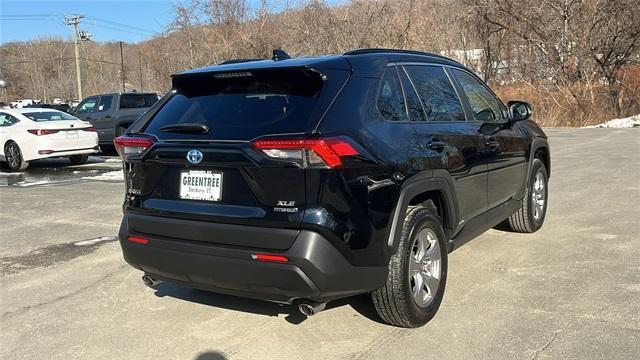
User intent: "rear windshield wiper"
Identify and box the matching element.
[159,123,210,134]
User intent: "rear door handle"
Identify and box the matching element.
[427,139,447,150]
[485,137,500,148]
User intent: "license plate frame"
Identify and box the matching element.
[179,170,223,202]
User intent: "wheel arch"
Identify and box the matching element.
[387,173,458,253]
[534,145,550,178]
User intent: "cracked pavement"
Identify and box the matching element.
[1,128,639,359]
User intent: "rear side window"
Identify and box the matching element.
[22,111,78,122]
[398,68,427,122]
[120,94,149,109]
[404,65,465,122]
[451,69,506,123]
[377,67,407,122]
[144,69,323,141]
[0,113,19,126]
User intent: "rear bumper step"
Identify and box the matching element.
[118,214,387,303]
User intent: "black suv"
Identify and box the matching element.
[116,49,550,328]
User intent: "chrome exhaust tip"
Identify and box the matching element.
[142,275,161,288]
[298,301,326,317]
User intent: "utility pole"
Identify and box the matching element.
[65,15,84,100]
[138,49,143,91]
[119,41,126,92]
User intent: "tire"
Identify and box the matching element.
[4,141,29,171]
[69,154,89,165]
[506,158,548,233]
[372,201,448,328]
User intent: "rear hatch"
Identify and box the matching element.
[119,65,351,248]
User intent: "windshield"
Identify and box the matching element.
[23,111,78,122]
[143,69,323,141]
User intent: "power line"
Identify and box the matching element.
[84,15,157,34]
[88,22,156,37]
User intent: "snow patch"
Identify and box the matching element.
[82,170,124,181]
[74,236,118,246]
[584,114,640,128]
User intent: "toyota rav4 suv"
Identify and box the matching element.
[116,49,550,328]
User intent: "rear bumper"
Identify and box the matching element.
[118,213,387,303]
[26,146,100,161]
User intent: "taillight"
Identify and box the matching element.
[82,126,97,132]
[113,135,155,159]
[251,137,359,168]
[28,129,59,136]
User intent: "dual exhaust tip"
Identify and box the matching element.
[142,275,326,317]
[298,301,326,317]
[142,275,162,288]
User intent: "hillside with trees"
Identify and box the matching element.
[1,0,639,126]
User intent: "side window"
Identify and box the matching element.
[76,97,98,114]
[451,69,506,123]
[0,113,19,127]
[398,68,427,122]
[404,65,465,122]
[120,94,146,109]
[377,66,408,122]
[98,95,113,112]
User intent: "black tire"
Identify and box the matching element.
[506,158,548,233]
[69,154,89,165]
[4,141,29,171]
[372,201,448,328]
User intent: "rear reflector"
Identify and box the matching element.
[251,253,289,263]
[113,136,155,159]
[28,129,59,136]
[127,236,149,245]
[251,137,359,168]
[38,150,54,154]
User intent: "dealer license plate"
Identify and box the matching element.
[179,170,222,201]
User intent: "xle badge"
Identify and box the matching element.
[274,200,298,213]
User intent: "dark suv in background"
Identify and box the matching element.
[74,92,158,148]
[115,49,550,328]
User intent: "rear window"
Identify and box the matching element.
[143,69,323,141]
[22,111,78,122]
[120,94,158,109]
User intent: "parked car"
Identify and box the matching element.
[25,103,72,113]
[115,49,550,328]
[0,108,99,171]
[10,99,40,108]
[73,92,158,147]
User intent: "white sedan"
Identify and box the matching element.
[0,108,99,171]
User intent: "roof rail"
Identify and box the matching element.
[218,58,263,65]
[343,48,453,61]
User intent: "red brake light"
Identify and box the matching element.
[28,129,59,136]
[251,137,359,168]
[113,136,155,159]
[251,253,289,263]
[82,126,97,132]
[127,236,149,245]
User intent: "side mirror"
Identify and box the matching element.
[508,101,533,122]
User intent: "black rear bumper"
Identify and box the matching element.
[118,213,387,303]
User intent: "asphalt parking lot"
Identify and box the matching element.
[1,128,638,360]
